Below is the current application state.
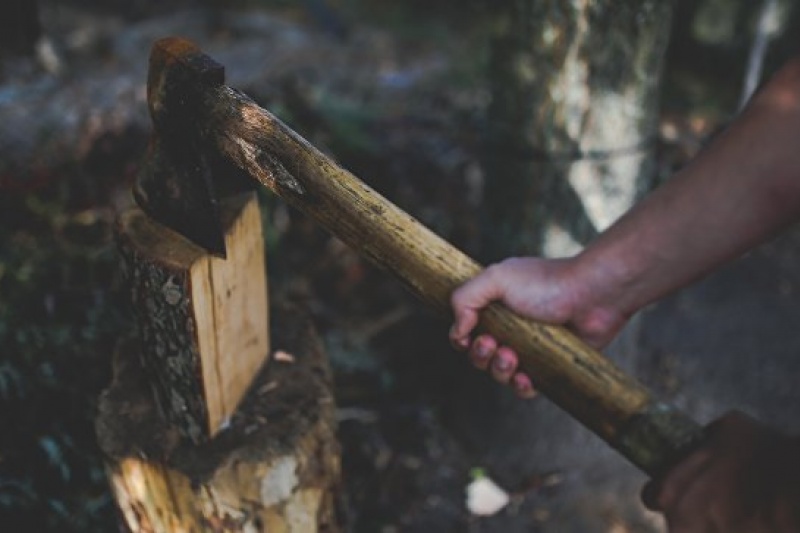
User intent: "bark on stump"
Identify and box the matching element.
[96,304,341,533]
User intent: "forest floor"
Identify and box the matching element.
[2,4,800,532]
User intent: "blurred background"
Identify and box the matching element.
[2,0,800,531]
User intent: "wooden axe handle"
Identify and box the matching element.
[196,83,704,477]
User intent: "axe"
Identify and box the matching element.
[135,37,705,478]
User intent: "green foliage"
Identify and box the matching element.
[0,179,126,531]
[0,362,24,400]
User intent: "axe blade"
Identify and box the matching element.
[134,135,227,258]
[133,37,229,258]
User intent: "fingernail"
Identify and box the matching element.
[475,344,490,360]
[449,325,464,340]
[494,355,511,372]
[448,326,464,349]
[448,324,458,339]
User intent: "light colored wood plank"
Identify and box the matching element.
[192,192,270,434]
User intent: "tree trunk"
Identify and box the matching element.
[96,304,341,533]
[483,0,673,258]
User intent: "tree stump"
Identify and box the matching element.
[96,304,341,532]
[115,192,269,443]
[105,187,341,531]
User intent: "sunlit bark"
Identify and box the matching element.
[484,0,673,258]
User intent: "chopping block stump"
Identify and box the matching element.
[96,303,341,532]
[104,191,341,531]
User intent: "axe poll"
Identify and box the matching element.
[135,37,705,478]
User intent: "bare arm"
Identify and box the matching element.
[450,56,800,397]
[452,56,800,369]
[579,56,800,322]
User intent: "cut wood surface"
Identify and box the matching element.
[116,191,269,442]
[144,35,704,476]
[96,303,341,533]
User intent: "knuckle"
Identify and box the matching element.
[648,476,679,512]
[640,481,661,511]
[483,262,505,282]
[500,256,524,267]
[656,487,674,511]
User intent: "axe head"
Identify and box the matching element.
[133,37,252,258]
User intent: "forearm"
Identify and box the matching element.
[577,57,800,318]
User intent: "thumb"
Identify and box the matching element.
[449,307,479,350]
[450,269,506,347]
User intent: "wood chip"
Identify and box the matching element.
[273,350,295,363]
[466,476,510,516]
[257,381,279,395]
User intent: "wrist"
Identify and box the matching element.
[546,253,632,348]
[570,246,642,321]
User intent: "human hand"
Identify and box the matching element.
[642,411,800,532]
[449,256,629,398]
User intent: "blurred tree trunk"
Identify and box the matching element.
[483,0,673,259]
[455,7,677,529]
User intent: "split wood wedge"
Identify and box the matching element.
[136,37,705,478]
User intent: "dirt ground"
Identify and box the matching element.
[2,4,800,532]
